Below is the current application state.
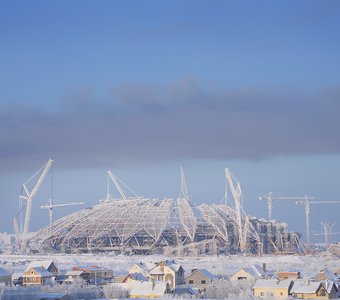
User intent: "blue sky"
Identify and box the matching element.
[1,1,340,243]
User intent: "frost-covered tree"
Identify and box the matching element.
[204,278,254,299]
[103,283,130,299]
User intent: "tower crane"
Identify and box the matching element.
[41,199,84,227]
[258,192,314,221]
[295,198,340,244]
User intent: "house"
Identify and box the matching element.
[130,281,170,298]
[277,271,301,281]
[291,280,338,299]
[22,266,52,286]
[113,274,129,283]
[185,269,216,291]
[253,279,293,298]
[65,270,91,284]
[148,260,185,289]
[129,261,154,277]
[315,269,339,283]
[122,273,148,284]
[26,260,59,276]
[72,266,112,284]
[230,264,267,282]
[0,267,12,285]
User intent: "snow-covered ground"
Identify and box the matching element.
[0,252,339,278]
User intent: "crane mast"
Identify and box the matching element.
[41,199,84,226]
[295,198,340,244]
[259,193,314,220]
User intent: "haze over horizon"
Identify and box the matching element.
[1,1,340,243]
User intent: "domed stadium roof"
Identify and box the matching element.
[27,197,301,255]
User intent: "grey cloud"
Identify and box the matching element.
[1,81,340,171]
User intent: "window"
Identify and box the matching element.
[189,280,194,284]
[260,292,264,296]
[280,292,283,296]
[201,280,206,284]
[237,276,247,280]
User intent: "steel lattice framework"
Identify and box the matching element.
[27,197,301,255]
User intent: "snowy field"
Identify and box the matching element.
[1,251,339,278]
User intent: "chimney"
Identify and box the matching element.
[263,263,266,273]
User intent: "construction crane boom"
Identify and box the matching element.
[259,192,314,220]
[41,199,84,226]
[295,198,340,244]
[20,159,53,234]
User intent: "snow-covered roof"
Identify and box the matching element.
[316,269,338,282]
[189,269,216,280]
[73,265,111,272]
[25,260,55,272]
[132,262,154,273]
[26,267,52,277]
[149,266,164,275]
[66,270,86,276]
[291,280,322,294]
[242,265,266,278]
[33,293,67,299]
[129,273,148,282]
[164,260,182,272]
[253,279,292,289]
[173,286,199,295]
[0,267,11,276]
[323,280,338,293]
[130,281,167,296]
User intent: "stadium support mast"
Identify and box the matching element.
[179,166,190,202]
[107,171,128,200]
[225,168,245,251]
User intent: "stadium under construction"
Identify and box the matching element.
[18,161,303,256]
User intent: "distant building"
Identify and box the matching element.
[65,270,90,284]
[129,262,154,278]
[253,279,293,298]
[26,261,59,276]
[148,260,185,289]
[185,269,216,291]
[277,271,301,281]
[230,264,267,282]
[291,280,338,299]
[0,267,12,285]
[22,267,52,286]
[72,266,112,284]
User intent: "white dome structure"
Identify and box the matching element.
[27,196,301,255]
